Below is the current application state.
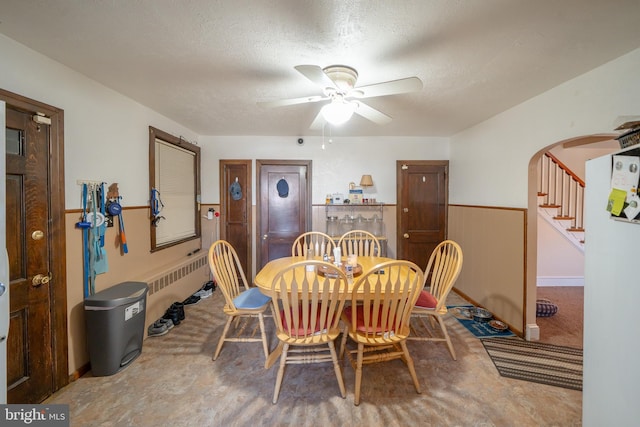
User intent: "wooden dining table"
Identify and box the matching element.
[254,255,399,368]
[254,255,395,295]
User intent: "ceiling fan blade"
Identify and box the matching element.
[257,95,326,109]
[353,77,423,99]
[295,65,338,90]
[354,101,392,125]
[309,110,326,130]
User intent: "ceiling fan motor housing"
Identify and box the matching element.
[323,65,358,92]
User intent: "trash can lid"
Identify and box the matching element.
[84,281,149,308]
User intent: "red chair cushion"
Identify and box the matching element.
[344,305,396,334]
[415,290,438,308]
[280,304,328,336]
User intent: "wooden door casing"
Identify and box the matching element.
[396,161,448,270]
[2,89,68,403]
[256,160,311,270]
[219,160,252,279]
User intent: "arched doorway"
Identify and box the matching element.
[526,134,618,344]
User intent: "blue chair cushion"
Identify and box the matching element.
[233,287,271,309]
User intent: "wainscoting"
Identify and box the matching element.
[448,204,527,335]
[65,207,209,375]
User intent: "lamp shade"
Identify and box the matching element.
[321,98,356,125]
[359,174,374,187]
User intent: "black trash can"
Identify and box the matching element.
[84,281,148,376]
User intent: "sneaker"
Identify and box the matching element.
[148,320,168,337]
[162,307,181,326]
[194,281,214,298]
[171,302,186,321]
[183,295,201,305]
[194,288,212,299]
[158,318,174,330]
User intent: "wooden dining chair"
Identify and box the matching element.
[270,260,348,404]
[340,260,424,406]
[337,229,381,257]
[208,240,272,368]
[408,240,463,360]
[291,231,335,258]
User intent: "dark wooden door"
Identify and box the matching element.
[219,160,252,278]
[6,107,54,403]
[397,161,448,270]
[257,160,311,269]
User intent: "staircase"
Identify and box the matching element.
[538,152,585,251]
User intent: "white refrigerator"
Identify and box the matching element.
[583,146,640,425]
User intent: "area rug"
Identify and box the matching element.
[482,337,583,391]
[447,305,515,338]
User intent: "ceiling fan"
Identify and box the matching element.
[257,65,423,129]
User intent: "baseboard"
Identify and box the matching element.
[536,276,584,287]
[526,324,540,341]
[69,362,91,382]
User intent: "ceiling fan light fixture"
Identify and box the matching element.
[321,98,356,125]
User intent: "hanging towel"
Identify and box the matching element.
[89,185,109,276]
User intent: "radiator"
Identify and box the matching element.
[142,252,209,296]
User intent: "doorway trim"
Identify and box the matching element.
[526,133,616,340]
[219,159,252,278]
[0,89,68,391]
[255,159,312,270]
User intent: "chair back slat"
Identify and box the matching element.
[208,240,250,310]
[292,232,335,257]
[338,230,381,257]
[272,261,347,340]
[350,260,423,339]
[424,240,463,311]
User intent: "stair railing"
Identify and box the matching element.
[538,152,585,232]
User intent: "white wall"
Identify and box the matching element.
[199,135,449,204]
[450,48,640,208]
[536,214,584,280]
[0,34,198,208]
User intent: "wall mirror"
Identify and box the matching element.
[149,126,201,251]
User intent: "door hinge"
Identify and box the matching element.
[401,164,409,170]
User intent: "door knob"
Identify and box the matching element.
[0,282,5,296]
[403,233,409,239]
[262,234,268,240]
[32,273,52,287]
[403,208,408,213]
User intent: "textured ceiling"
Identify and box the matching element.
[1,1,639,137]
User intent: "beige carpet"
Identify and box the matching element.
[536,287,583,349]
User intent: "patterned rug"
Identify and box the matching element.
[482,337,583,391]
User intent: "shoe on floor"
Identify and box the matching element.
[158,318,174,330]
[194,288,212,299]
[171,302,186,321]
[194,281,215,299]
[148,321,168,337]
[183,295,201,305]
[162,307,181,326]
